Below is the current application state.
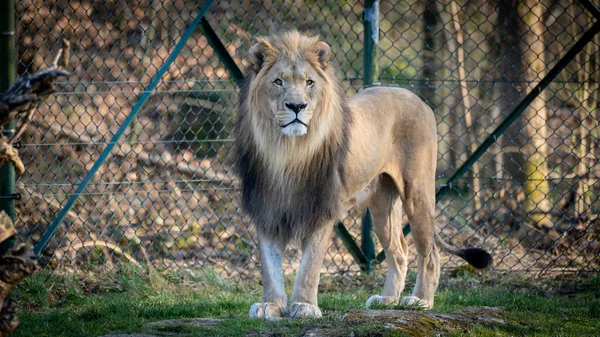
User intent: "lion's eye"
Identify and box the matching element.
[306,79,314,86]
[274,79,283,86]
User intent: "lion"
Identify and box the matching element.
[234,31,492,319]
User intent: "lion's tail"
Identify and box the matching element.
[434,232,493,269]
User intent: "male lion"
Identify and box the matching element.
[234,31,492,319]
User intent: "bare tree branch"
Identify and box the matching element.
[0,39,69,337]
[0,67,69,127]
[0,212,37,337]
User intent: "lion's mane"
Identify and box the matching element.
[234,31,352,244]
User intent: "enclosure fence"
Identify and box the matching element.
[5,0,600,277]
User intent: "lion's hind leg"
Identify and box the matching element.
[366,176,409,309]
[399,177,439,310]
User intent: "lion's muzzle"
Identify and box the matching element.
[276,105,313,136]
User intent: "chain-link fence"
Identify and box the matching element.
[9,0,600,277]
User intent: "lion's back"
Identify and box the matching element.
[348,86,437,143]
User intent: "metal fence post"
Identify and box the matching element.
[0,0,16,224]
[362,0,380,271]
[364,0,379,86]
[331,0,381,272]
[360,208,375,271]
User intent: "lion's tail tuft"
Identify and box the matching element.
[456,247,493,269]
[434,232,493,269]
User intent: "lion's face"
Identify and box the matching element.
[247,33,332,137]
[262,58,322,136]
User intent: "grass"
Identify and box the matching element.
[11,265,600,337]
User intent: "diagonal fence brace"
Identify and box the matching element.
[580,0,600,20]
[34,0,216,256]
[198,18,244,86]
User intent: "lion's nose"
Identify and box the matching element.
[285,102,308,114]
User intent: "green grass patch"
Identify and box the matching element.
[11,266,600,337]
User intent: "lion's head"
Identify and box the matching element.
[244,31,342,139]
[234,31,350,243]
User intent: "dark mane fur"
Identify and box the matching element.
[234,56,351,244]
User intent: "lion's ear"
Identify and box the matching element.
[249,39,272,74]
[315,41,331,69]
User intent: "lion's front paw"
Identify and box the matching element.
[365,295,397,308]
[249,302,286,320]
[289,302,322,318]
[399,296,432,310]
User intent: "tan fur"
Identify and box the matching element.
[236,31,491,319]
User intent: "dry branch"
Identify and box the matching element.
[134,151,233,184]
[0,68,69,128]
[63,240,144,269]
[0,213,15,250]
[0,39,69,337]
[0,142,23,175]
[0,39,69,172]
[40,122,236,185]
[0,212,37,337]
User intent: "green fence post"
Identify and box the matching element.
[0,0,16,255]
[361,0,379,271]
[334,222,369,270]
[0,0,16,222]
[334,0,381,272]
[360,208,375,271]
[580,0,600,20]
[364,0,379,86]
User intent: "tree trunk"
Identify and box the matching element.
[521,0,552,228]
[496,0,552,229]
[421,0,450,175]
[497,0,524,184]
[447,0,483,214]
[570,7,598,220]
[420,0,439,107]
[436,1,466,183]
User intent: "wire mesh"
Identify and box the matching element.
[11,0,600,277]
